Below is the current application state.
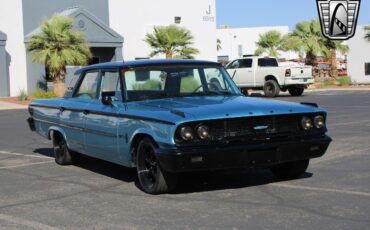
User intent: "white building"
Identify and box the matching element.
[217,26,298,63]
[347,25,370,84]
[0,0,217,97]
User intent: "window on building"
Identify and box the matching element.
[365,63,370,76]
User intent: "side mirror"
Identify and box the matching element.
[101,95,113,106]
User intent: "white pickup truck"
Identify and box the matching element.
[226,56,314,97]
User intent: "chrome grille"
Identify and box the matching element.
[207,115,301,141]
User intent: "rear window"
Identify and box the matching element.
[258,58,278,67]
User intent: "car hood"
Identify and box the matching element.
[133,96,324,123]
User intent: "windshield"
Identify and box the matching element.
[123,65,240,101]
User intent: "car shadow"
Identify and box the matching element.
[171,170,313,194]
[33,148,313,194]
[33,148,137,183]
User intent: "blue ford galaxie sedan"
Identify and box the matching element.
[28,59,332,194]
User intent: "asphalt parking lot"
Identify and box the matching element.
[0,90,369,230]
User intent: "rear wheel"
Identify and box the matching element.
[271,159,309,179]
[263,80,280,97]
[52,132,79,165]
[136,138,177,194]
[288,87,304,96]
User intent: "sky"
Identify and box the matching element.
[216,0,370,30]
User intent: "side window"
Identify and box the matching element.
[227,60,240,69]
[100,71,122,101]
[65,74,80,97]
[74,71,100,99]
[258,58,278,67]
[239,59,252,68]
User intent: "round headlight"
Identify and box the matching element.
[301,116,313,130]
[180,126,194,141]
[197,125,210,140]
[314,115,325,129]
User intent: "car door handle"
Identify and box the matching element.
[83,110,90,115]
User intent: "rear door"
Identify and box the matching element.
[59,71,100,153]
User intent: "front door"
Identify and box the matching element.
[84,70,123,163]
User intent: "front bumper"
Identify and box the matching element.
[155,135,331,173]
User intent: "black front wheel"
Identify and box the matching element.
[271,159,309,179]
[136,138,177,194]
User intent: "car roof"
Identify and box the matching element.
[74,59,220,75]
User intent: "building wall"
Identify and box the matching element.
[217,26,298,62]
[347,25,370,84]
[22,0,110,36]
[108,0,217,61]
[0,0,28,97]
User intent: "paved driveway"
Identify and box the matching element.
[0,91,369,229]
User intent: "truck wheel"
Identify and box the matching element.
[52,132,79,165]
[240,88,249,96]
[288,87,304,96]
[136,138,177,194]
[271,159,309,179]
[263,80,280,97]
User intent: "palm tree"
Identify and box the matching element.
[323,40,348,78]
[144,25,199,59]
[285,19,348,78]
[255,30,286,58]
[284,19,329,66]
[27,14,91,96]
[365,26,370,41]
[217,39,222,51]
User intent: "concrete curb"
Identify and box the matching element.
[307,88,370,92]
[0,101,28,111]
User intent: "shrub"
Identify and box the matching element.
[180,77,199,93]
[132,79,162,90]
[17,89,28,101]
[32,90,58,99]
[323,79,337,86]
[338,76,352,86]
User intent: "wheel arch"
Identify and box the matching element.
[130,132,157,166]
[264,75,281,86]
[47,126,71,148]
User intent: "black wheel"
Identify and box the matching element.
[240,88,249,96]
[136,138,177,194]
[288,87,304,96]
[263,80,280,97]
[52,132,79,165]
[271,159,309,179]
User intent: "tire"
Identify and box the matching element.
[240,88,249,96]
[271,159,309,179]
[263,80,280,97]
[52,132,79,165]
[288,87,304,96]
[136,138,177,194]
